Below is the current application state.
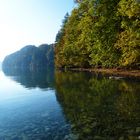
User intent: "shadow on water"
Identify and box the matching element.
[55,71,140,140]
[2,67,55,90]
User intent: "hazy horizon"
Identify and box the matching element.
[0,0,74,61]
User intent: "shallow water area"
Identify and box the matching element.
[0,70,71,140]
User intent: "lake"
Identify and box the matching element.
[0,68,140,140]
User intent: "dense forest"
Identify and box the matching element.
[2,44,54,71]
[55,0,140,69]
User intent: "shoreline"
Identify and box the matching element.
[70,68,140,79]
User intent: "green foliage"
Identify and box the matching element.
[115,0,140,68]
[55,0,140,69]
[55,13,69,43]
[89,0,121,67]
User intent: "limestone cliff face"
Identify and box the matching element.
[2,44,54,71]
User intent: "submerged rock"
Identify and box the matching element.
[64,133,79,140]
[109,76,123,80]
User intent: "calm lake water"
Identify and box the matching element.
[0,68,140,140]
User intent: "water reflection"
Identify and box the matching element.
[55,71,140,140]
[2,67,55,90]
[1,68,140,140]
[0,69,71,140]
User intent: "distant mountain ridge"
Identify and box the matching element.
[2,44,54,71]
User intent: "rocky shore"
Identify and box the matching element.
[70,68,140,79]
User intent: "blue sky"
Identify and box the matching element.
[0,0,74,61]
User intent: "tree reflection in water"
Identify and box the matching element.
[55,71,140,140]
[2,67,55,90]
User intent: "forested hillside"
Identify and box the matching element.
[2,44,54,71]
[55,0,140,69]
